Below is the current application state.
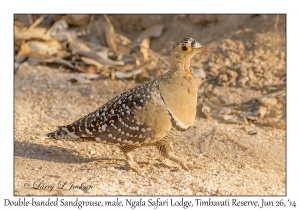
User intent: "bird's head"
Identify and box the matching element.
[169,37,208,71]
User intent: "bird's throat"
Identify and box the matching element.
[185,69,191,75]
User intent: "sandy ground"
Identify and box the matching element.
[14,14,286,196]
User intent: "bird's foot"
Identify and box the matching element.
[179,162,190,171]
[124,160,141,173]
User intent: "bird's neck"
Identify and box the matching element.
[169,58,192,75]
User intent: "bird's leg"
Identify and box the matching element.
[119,145,140,172]
[124,153,141,172]
[157,142,189,171]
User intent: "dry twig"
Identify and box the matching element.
[274,14,279,33]
[139,44,170,67]
[28,15,46,30]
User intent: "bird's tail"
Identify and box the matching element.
[46,126,72,139]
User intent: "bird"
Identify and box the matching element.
[46,37,208,172]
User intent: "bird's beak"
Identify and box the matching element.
[197,46,209,52]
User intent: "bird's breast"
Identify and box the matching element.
[159,74,199,129]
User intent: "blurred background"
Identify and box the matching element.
[14,14,286,129]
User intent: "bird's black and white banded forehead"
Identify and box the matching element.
[172,37,202,49]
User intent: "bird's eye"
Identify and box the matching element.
[179,45,192,54]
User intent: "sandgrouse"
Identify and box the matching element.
[47,37,208,172]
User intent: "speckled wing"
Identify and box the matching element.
[47,79,165,146]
